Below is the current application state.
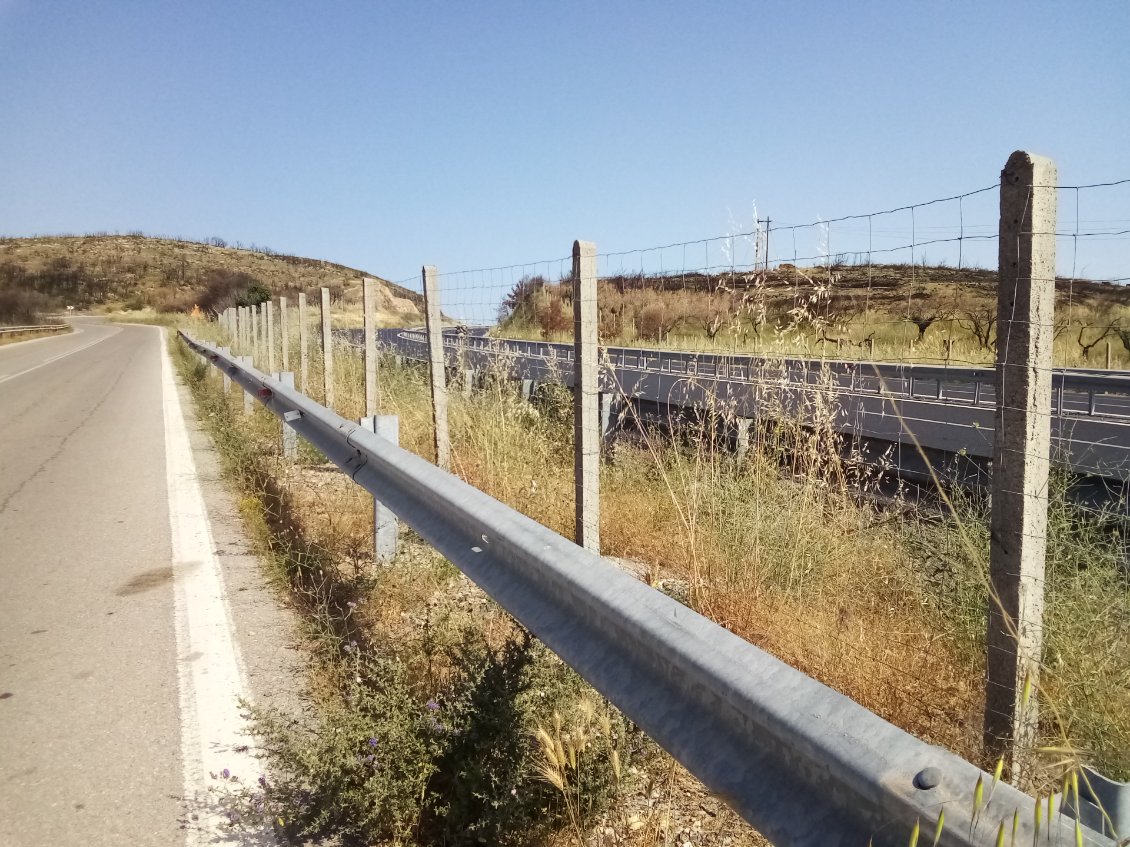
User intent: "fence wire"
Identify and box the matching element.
[221,171,1130,787]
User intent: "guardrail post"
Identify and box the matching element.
[221,347,232,394]
[241,356,254,415]
[279,297,289,372]
[320,287,334,409]
[1105,340,1112,370]
[363,277,379,416]
[985,150,1056,786]
[360,414,400,562]
[298,292,309,393]
[422,265,451,470]
[265,299,276,374]
[573,239,600,553]
[280,372,297,459]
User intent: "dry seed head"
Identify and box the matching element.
[576,697,596,725]
[537,762,566,792]
[535,726,559,765]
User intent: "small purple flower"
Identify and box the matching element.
[367,737,378,748]
[425,699,439,712]
[258,775,268,788]
[221,768,230,780]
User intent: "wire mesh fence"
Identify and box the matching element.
[213,155,1130,796]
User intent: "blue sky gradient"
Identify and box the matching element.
[1,1,1127,290]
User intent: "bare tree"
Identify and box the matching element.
[958,304,997,352]
[1075,323,1115,361]
[906,288,950,341]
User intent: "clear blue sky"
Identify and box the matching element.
[2,0,1127,300]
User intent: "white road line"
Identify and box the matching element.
[0,324,118,384]
[160,329,260,845]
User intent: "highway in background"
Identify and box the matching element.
[376,327,1130,487]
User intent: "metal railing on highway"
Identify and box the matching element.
[379,327,1130,484]
[0,323,69,336]
[180,329,1111,847]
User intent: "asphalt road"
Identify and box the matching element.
[0,319,275,846]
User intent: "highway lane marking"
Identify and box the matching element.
[160,328,261,846]
[0,324,119,384]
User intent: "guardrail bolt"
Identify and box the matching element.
[913,767,941,790]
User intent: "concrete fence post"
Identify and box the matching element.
[298,292,309,393]
[985,150,1056,786]
[265,299,276,374]
[251,304,259,363]
[363,277,379,417]
[280,372,297,459]
[573,239,600,553]
[360,414,399,562]
[320,287,334,409]
[422,265,451,470]
[1106,340,1113,370]
[280,296,289,372]
[250,306,258,361]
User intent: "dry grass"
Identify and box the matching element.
[182,312,1128,843]
[0,234,424,324]
[498,263,1130,368]
[339,340,1126,783]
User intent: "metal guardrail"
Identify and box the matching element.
[0,323,69,336]
[395,328,1130,418]
[379,328,1130,483]
[180,330,1111,847]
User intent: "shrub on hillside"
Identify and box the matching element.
[0,281,48,324]
[197,269,271,313]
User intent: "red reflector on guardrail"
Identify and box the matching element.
[257,388,273,400]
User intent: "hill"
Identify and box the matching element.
[0,234,423,327]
